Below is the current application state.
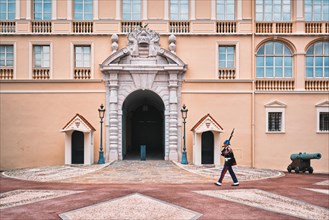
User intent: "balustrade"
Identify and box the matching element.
[169,21,190,33]
[256,79,295,91]
[305,79,329,91]
[0,68,14,79]
[0,21,15,33]
[33,68,50,79]
[305,22,322,33]
[216,21,236,33]
[121,21,142,33]
[32,21,52,33]
[73,21,93,33]
[218,69,235,79]
[256,23,272,33]
[276,22,292,33]
[74,68,91,79]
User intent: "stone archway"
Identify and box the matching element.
[122,89,165,160]
[100,28,187,163]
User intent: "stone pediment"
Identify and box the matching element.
[100,27,186,70]
[316,100,329,107]
[191,114,224,134]
[265,100,287,108]
[62,114,96,133]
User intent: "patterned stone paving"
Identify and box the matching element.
[174,162,284,181]
[2,164,108,182]
[194,189,329,220]
[2,161,284,184]
[303,188,329,195]
[59,193,202,220]
[315,180,329,186]
[0,190,82,209]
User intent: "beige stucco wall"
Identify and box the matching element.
[254,94,329,173]
[0,84,105,170]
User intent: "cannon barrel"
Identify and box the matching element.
[290,152,322,160]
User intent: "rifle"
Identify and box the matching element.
[228,128,235,141]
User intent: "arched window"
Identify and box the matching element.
[306,41,329,78]
[256,42,293,78]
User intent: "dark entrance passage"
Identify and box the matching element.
[201,131,214,164]
[72,131,84,164]
[122,90,165,160]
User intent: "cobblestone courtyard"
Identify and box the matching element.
[1,161,328,220]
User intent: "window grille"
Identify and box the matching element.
[268,112,282,131]
[319,112,329,131]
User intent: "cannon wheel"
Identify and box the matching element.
[295,166,300,173]
[287,166,292,173]
[309,167,313,174]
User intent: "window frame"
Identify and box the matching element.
[305,41,329,79]
[216,0,235,21]
[256,41,293,78]
[122,0,142,21]
[304,0,329,21]
[33,0,52,20]
[0,0,16,20]
[218,46,235,69]
[0,45,14,67]
[33,45,50,68]
[255,0,291,21]
[316,101,329,133]
[74,45,91,68]
[73,0,93,21]
[170,0,189,21]
[265,101,286,133]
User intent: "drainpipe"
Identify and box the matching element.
[251,0,256,168]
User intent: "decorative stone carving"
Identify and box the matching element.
[111,34,118,53]
[128,27,160,57]
[169,34,176,54]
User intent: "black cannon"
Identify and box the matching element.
[287,152,321,173]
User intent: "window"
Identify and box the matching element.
[306,41,329,78]
[34,0,52,20]
[305,0,329,21]
[265,101,286,133]
[218,46,235,68]
[75,46,90,68]
[122,0,141,20]
[33,45,50,68]
[0,45,13,67]
[217,0,235,20]
[74,0,92,20]
[316,101,329,133]
[170,0,189,20]
[319,112,329,131]
[268,112,282,131]
[256,0,291,21]
[0,0,15,20]
[256,42,293,78]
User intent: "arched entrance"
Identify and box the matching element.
[122,90,165,160]
[71,131,84,164]
[202,131,214,164]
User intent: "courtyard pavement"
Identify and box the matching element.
[0,160,328,220]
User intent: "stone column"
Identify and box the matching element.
[106,72,119,162]
[168,71,179,161]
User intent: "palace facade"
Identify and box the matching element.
[1,0,328,172]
